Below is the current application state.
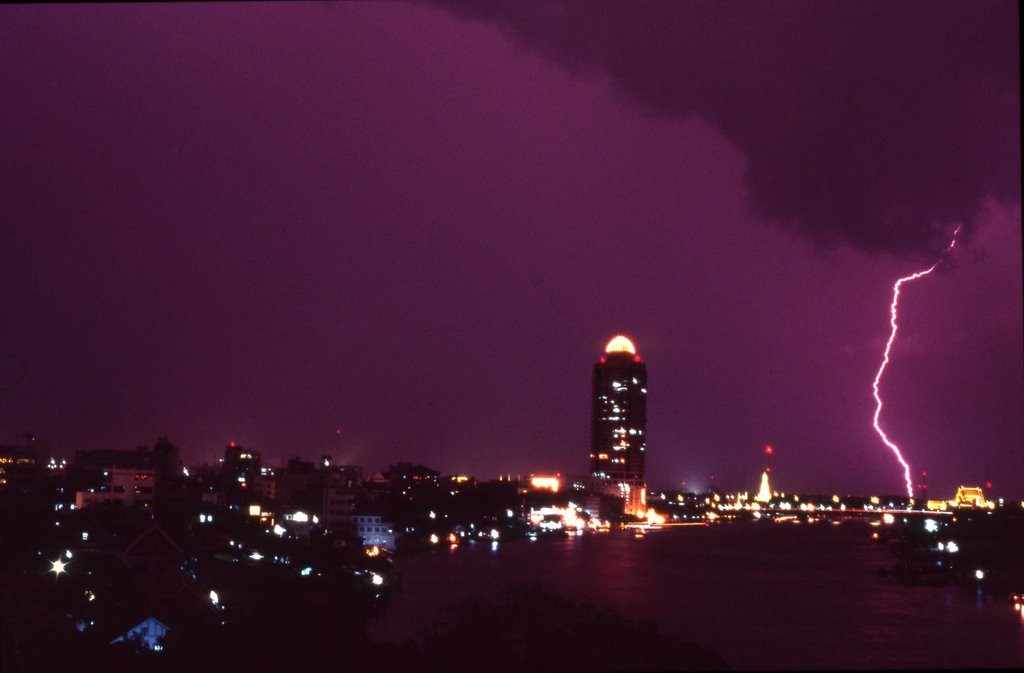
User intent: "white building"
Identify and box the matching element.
[75,468,156,509]
[352,514,395,550]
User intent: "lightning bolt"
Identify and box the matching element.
[872,226,960,497]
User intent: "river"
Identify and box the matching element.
[370,521,1024,670]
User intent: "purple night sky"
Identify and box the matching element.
[1,2,1020,498]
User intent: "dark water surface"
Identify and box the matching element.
[371,522,1024,670]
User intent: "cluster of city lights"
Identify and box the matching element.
[433,526,506,547]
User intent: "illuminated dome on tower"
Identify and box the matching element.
[605,335,636,355]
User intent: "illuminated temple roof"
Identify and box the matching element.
[605,335,637,355]
[756,471,772,503]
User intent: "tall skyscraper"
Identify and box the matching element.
[590,335,647,515]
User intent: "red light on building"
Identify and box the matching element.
[633,355,641,362]
[229,440,236,447]
[765,445,774,456]
[985,480,992,489]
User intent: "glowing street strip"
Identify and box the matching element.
[872,226,960,497]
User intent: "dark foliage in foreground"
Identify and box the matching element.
[5,580,730,673]
[360,582,731,672]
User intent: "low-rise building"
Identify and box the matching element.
[323,486,356,533]
[75,468,156,509]
[352,514,395,550]
[0,442,41,491]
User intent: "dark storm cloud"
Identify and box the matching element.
[434,0,1020,257]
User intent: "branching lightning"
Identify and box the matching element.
[872,226,961,497]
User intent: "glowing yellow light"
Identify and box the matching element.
[429,534,439,544]
[755,471,772,503]
[50,559,67,575]
[645,509,666,526]
[951,486,994,510]
[530,476,560,493]
[832,495,840,503]
[604,335,636,355]
[366,545,380,557]
[882,513,895,524]
[870,496,880,505]
[248,505,261,517]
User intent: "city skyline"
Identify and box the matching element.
[1,2,1020,498]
